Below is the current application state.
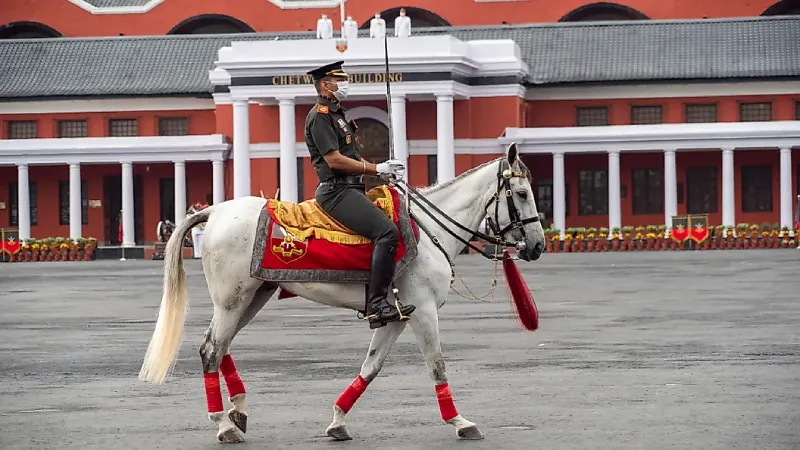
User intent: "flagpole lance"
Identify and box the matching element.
[383,32,395,162]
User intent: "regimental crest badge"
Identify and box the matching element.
[335,38,348,53]
[270,225,307,265]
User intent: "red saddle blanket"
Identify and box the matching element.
[249,185,420,290]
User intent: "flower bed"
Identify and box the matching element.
[544,223,798,253]
[6,237,98,262]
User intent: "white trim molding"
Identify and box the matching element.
[344,106,389,127]
[67,0,164,15]
[501,121,800,153]
[525,80,800,100]
[0,134,230,165]
[266,0,345,8]
[249,138,505,158]
[0,97,215,115]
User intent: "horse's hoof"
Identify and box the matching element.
[228,409,247,434]
[457,425,484,440]
[217,427,245,444]
[326,425,352,441]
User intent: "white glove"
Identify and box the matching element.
[376,159,405,177]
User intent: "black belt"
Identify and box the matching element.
[320,175,364,186]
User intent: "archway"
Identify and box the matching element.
[558,2,650,21]
[761,0,800,15]
[167,14,255,35]
[359,6,451,30]
[354,118,390,190]
[0,21,62,39]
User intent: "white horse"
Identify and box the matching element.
[137,143,546,444]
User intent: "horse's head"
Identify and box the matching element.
[485,142,546,262]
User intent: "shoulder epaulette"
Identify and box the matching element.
[317,105,329,114]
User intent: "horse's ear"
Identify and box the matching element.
[506,142,519,164]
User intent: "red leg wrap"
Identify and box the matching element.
[334,375,369,414]
[435,383,459,421]
[204,372,224,413]
[220,354,246,398]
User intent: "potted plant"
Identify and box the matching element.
[611,227,621,251]
[585,228,597,252]
[563,228,575,253]
[549,228,561,253]
[84,237,97,260]
[598,227,609,252]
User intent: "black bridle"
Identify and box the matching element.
[392,158,540,267]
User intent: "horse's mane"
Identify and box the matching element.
[416,155,531,194]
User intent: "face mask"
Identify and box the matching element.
[331,80,349,100]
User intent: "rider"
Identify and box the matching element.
[304,60,416,329]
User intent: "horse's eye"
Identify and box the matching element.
[516,191,528,199]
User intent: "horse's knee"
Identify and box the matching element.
[199,333,222,373]
[428,356,447,384]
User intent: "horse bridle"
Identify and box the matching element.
[392,158,540,266]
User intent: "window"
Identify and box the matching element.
[58,120,88,138]
[686,166,718,214]
[578,170,608,215]
[109,119,138,136]
[8,181,38,225]
[632,169,663,214]
[427,155,437,186]
[630,105,662,125]
[158,117,189,136]
[576,107,608,126]
[740,102,772,122]
[685,104,717,123]
[741,165,773,212]
[7,120,37,139]
[58,180,89,225]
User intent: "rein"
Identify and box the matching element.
[390,159,540,301]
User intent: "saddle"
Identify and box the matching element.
[250,185,420,287]
[267,185,395,245]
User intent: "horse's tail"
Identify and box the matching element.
[138,206,214,385]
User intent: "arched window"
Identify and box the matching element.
[0,21,62,39]
[359,7,451,30]
[559,2,650,22]
[167,14,256,35]
[354,118,390,189]
[762,0,800,15]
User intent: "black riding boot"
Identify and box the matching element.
[366,241,415,329]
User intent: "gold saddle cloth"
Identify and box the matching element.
[267,185,395,245]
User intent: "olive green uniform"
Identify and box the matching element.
[304,60,414,329]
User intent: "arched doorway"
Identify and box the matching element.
[354,118,390,190]
[761,0,800,15]
[359,6,451,31]
[558,2,650,21]
[0,21,62,39]
[167,14,255,35]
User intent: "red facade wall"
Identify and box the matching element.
[0,0,779,38]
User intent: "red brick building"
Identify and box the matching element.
[0,0,798,246]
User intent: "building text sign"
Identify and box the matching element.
[269,72,405,86]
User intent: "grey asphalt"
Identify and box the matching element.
[0,250,798,450]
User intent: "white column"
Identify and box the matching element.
[174,161,186,224]
[607,150,621,231]
[121,162,135,247]
[663,148,678,229]
[391,95,409,181]
[436,94,455,183]
[232,99,251,199]
[721,147,735,226]
[552,152,566,238]
[17,164,31,241]
[278,98,298,203]
[779,147,793,231]
[212,159,225,204]
[69,163,82,240]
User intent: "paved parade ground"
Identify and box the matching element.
[1,250,798,450]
